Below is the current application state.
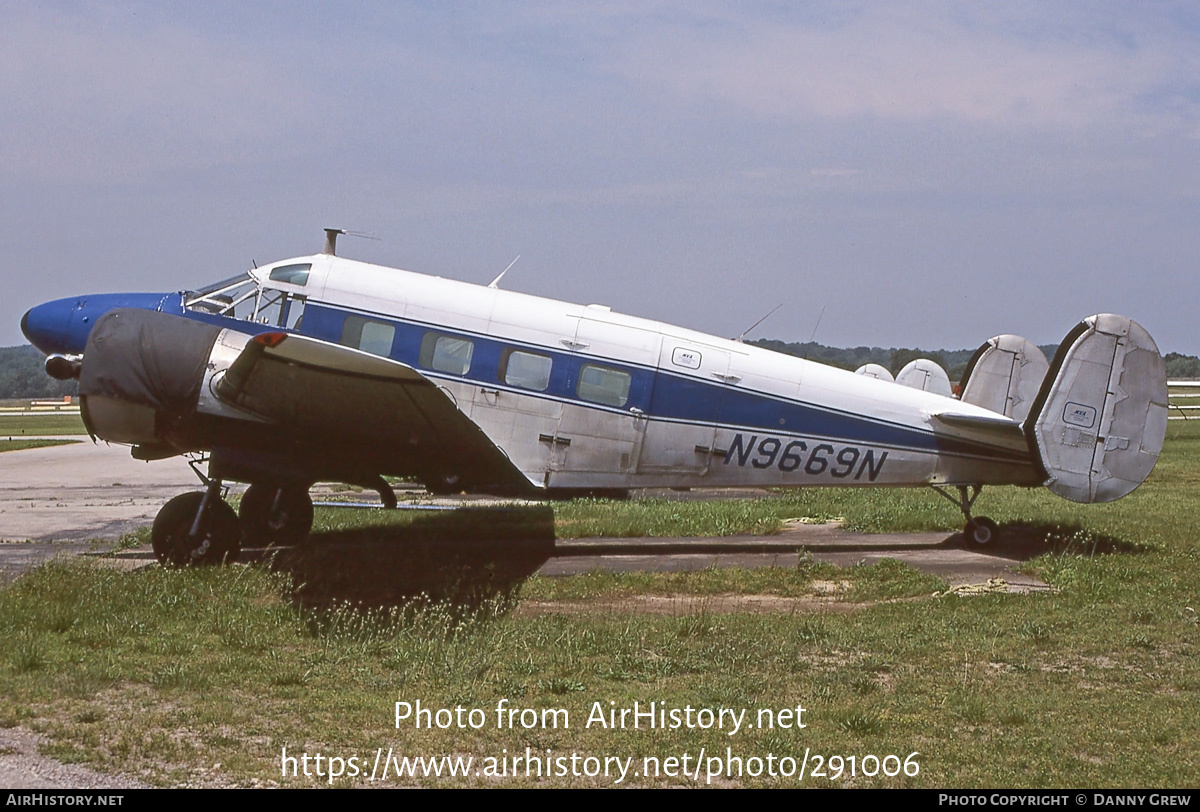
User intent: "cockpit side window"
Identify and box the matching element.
[285,297,306,330]
[186,270,309,329]
[253,288,288,326]
[186,275,259,320]
[268,263,311,286]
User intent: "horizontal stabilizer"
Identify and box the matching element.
[933,410,1024,432]
[1026,314,1168,503]
[931,411,1028,460]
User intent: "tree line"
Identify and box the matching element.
[750,339,1200,383]
[0,346,78,399]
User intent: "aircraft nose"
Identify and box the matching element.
[21,299,76,355]
[23,291,185,356]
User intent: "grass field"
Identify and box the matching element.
[0,438,79,453]
[0,411,87,437]
[0,423,1197,787]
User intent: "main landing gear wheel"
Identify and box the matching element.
[238,484,314,546]
[964,516,999,546]
[152,491,242,567]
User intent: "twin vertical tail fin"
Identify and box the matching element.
[958,334,1050,423]
[1022,314,1168,503]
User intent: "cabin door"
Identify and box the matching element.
[637,340,732,476]
[550,314,657,484]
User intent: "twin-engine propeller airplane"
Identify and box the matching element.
[21,229,1168,566]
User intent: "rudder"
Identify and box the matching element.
[1025,314,1168,503]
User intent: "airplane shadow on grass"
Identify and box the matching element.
[948,521,1149,560]
[232,504,1148,611]
[249,505,556,610]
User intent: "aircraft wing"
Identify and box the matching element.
[213,331,533,494]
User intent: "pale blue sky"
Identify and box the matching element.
[4,2,1198,354]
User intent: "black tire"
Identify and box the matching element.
[238,484,313,546]
[152,492,242,567]
[964,517,1000,546]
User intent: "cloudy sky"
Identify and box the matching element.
[4,2,1198,355]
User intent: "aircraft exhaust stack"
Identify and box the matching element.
[1024,314,1167,503]
[44,354,82,381]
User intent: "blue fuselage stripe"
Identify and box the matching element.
[183,301,1027,464]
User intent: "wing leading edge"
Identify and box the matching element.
[214,331,535,495]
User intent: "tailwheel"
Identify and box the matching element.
[238,484,314,546]
[931,484,1002,547]
[152,491,241,567]
[964,516,1000,546]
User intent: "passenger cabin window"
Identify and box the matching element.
[419,333,474,375]
[500,349,552,391]
[577,364,632,407]
[268,263,311,286]
[341,315,395,357]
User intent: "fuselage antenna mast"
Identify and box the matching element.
[489,255,521,289]
[321,228,380,256]
[736,303,784,343]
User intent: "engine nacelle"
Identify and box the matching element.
[77,309,230,450]
[79,395,158,446]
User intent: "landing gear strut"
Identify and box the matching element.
[151,482,241,567]
[367,474,398,510]
[931,484,1001,546]
[238,483,314,546]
